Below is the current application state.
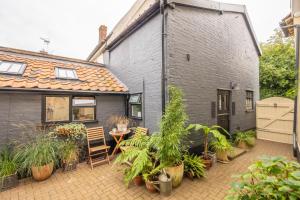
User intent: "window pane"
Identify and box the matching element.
[46,97,69,122]
[66,69,76,78]
[73,97,96,106]
[129,94,141,104]
[58,68,67,78]
[0,62,11,72]
[9,64,22,73]
[72,107,95,121]
[131,104,142,118]
[56,67,77,79]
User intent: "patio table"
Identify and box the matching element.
[109,129,131,157]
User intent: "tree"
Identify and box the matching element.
[260,29,296,99]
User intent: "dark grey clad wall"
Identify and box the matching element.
[0,93,126,146]
[0,93,41,146]
[104,14,163,132]
[166,6,259,134]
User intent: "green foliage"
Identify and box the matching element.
[234,130,256,147]
[260,29,296,99]
[226,156,300,200]
[15,135,59,176]
[50,123,87,142]
[156,86,189,167]
[187,124,229,158]
[210,136,233,153]
[58,141,79,163]
[183,154,205,178]
[0,147,18,177]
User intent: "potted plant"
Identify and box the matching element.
[183,154,205,180]
[15,136,59,181]
[142,165,162,193]
[107,115,130,132]
[234,130,256,149]
[156,86,189,188]
[187,124,229,169]
[0,147,18,191]
[59,141,79,172]
[210,137,233,162]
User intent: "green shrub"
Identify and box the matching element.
[210,137,233,153]
[226,156,300,200]
[0,147,18,177]
[183,154,205,178]
[58,141,79,163]
[50,123,86,142]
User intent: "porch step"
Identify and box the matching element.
[228,147,247,160]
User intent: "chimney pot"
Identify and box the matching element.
[99,25,107,44]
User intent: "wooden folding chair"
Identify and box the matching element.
[86,127,110,169]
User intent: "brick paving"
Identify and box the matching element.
[0,140,294,200]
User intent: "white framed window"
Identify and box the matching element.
[0,61,26,75]
[55,67,78,79]
[129,94,142,119]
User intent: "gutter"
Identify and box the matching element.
[161,0,167,113]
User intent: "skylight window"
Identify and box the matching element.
[0,61,26,75]
[55,67,78,80]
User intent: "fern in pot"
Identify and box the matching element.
[15,135,59,181]
[59,141,79,172]
[234,130,256,149]
[156,86,189,188]
[183,154,205,180]
[0,147,18,191]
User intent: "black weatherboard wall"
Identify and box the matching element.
[166,5,259,135]
[0,92,126,147]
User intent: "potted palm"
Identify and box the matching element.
[0,147,18,191]
[210,137,233,162]
[156,86,189,188]
[59,141,79,171]
[187,124,229,169]
[15,136,59,181]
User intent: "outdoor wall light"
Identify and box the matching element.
[230,82,240,90]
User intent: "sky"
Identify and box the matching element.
[0,0,291,60]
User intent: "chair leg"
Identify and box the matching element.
[89,156,93,170]
[106,150,110,164]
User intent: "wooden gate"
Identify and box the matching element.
[256,97,294,144]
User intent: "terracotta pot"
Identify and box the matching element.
[202,157,213,170]
[145,180,157,193]
[62,160,78,172]
[216,151,229,162]
[133,176,144,186]
[237,141,248,149]
[0,172,18,191]
[165,162,184,188]
[31,162,54,181]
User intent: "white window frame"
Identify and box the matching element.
[0,60,26,75]
[55,67,78,80]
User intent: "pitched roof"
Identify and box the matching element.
[0,46,128,93]
[87,0,261,61]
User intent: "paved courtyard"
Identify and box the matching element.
[0,140,294,200]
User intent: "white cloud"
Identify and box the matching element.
[0,0,290,59]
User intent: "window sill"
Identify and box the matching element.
[130,116,143,120]
[74,120,98,124]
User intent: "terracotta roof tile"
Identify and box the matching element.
[0,49,128,93]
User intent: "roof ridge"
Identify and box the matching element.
[0,46,104,67]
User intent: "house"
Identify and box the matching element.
[0,46,128,147]
[87,0,261,138]
[280,0,300,161]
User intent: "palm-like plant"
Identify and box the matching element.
[187,124,230,159]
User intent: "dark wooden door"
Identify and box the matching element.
[217,90,230,132]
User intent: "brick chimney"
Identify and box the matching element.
[99,25,107,44]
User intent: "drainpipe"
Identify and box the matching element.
[161,0,167,113]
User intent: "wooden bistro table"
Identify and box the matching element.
[109,129,131,158]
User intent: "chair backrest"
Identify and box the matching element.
[86,127,106,143]
[135,127,148,136]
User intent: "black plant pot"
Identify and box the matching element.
[0,173,18,191]
[62,160,78,172]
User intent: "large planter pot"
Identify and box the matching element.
[133,176,144,186]
[0,173,18,191]
[216,151,229,162]
[237,141,248,149]
[31,162,54,181]
[208,151,217,164]
[145,180,157,193]
[165,162,184,188]
[247,138,256,147]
